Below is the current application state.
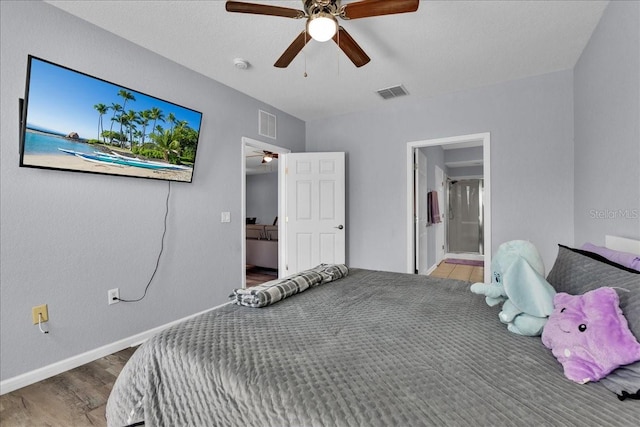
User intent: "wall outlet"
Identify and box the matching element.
[108,288,119,305]
[221,211,231,223]
[32,304,48,324]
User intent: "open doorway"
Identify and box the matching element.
[406,133,491,284]
[241,137,290,288]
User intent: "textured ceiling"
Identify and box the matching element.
[46,0,608,121]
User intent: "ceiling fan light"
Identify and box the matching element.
[307,13,337,42]
[263,154,273,163]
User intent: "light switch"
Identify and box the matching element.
[221,212,231,223]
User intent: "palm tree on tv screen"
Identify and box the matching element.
[167,112,176,136]
[117,90,136,147]
[138,110,152,145]
[108,103,122,145]
[124,109,140,148]
[93,103,108,143]
[149,107,165,137]
[89,90,198,163]
[152,128,180,162]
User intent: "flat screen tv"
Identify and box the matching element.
[20,55,203,183]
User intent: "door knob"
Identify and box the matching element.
[335,225,344,230]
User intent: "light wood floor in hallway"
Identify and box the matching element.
[429,260,484,283]
[0,347,136,427]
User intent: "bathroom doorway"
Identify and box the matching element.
[406,132,491,283]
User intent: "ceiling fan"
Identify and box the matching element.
[225,0,420,68]
[248,150,280,163]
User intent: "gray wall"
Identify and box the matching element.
[306,70,575,272]
[444,146,484,164]
[574,1,640,246]
[448,166,484,179]
[246,173,278,225]
[0,1,305,381]
[444,147,484,178]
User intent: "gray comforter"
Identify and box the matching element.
[106,269,638,426]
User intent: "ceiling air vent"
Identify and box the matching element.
[259,110,276,139]
[376,85,409,100]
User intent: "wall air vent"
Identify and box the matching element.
[376,85,409,100]
[259,110,276,139]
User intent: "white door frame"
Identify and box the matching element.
[241,137,290,288]
[414,149,428,274]
[406,132,491,283]
[434,164,445,265]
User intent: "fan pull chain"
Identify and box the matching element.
[304,30,308,78]
[336,26,340,77]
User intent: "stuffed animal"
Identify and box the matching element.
[541,287,640,384]
[470,240,556,336]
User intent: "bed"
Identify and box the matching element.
[106,239,640,426]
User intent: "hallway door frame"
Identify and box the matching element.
[241,137,290,288]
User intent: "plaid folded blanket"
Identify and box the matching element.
[232,264,349,307]
[315,263,349,283]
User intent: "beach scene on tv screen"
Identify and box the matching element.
[21,57,202,182]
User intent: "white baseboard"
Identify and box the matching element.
[0,301,232,395]
[425,263,438,275]
[417,263,439,276]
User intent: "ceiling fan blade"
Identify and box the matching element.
[274,31,310,68]
[333,27,370,68]
[225,1,305,19]
[340,0,419,20]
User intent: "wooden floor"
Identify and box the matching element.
[0,347,136,427]
[246,264,278,287]
[429,260,484,283]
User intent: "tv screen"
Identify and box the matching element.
[20,55,203,183]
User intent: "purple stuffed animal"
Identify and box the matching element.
[541,287,640,384]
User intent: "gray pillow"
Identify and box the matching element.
[600,362,640,401]
[546,244,640,399]
[546,245,639,333]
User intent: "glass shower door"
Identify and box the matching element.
[447,179,483,254]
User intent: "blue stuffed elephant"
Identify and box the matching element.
[470,240,556,336]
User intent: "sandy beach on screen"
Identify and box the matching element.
[22,154,192,182]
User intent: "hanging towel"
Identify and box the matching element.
[426,191,433,226]
[429,190,441,224]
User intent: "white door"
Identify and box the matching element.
[415,150,429,274]
[283,152,345,275]
[435,166,445,264]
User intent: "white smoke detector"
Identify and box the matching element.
[234,58,250,70]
